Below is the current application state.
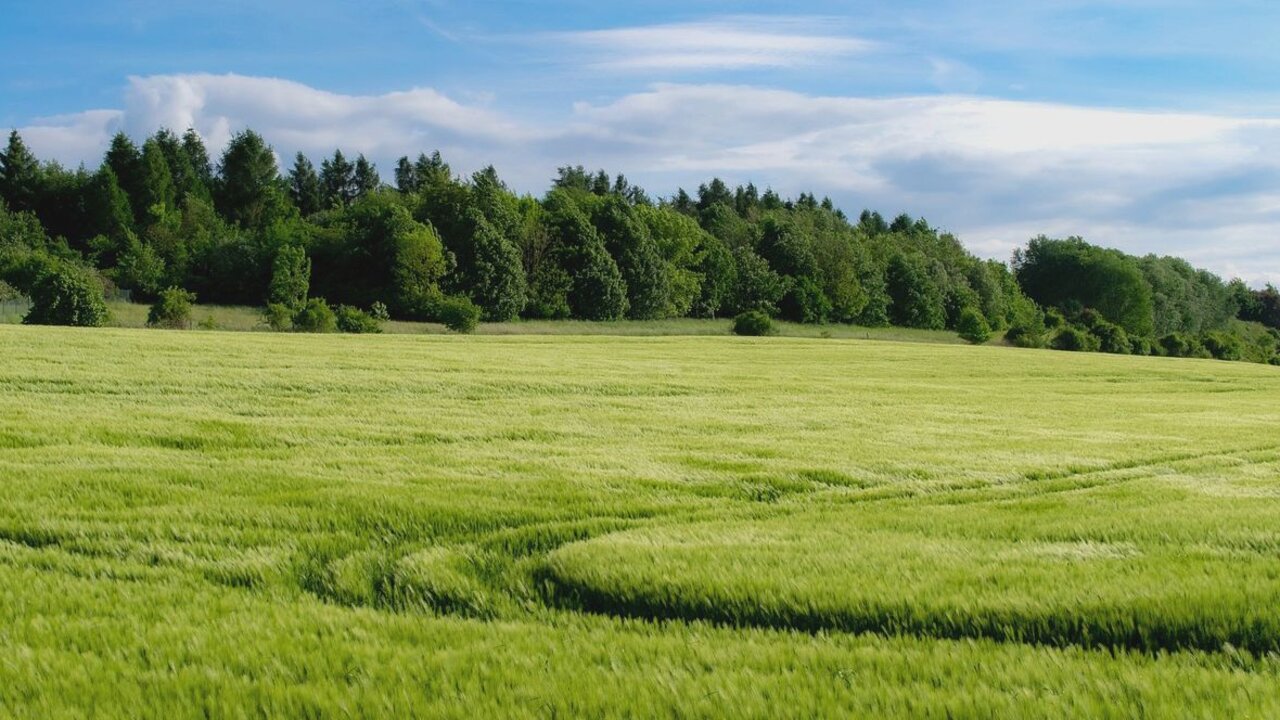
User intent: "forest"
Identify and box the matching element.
[1,128,1277,363]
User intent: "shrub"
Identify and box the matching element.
[1043,307,1066,329]
[956,307,992,345]
[369,301,390,322]
[264,303,294,332]
[1052,325,1098,352]
[1128,335,1155,356]
[23,265,107,327]
[1159,332,1208,358]
[437,295,480,334]
[1089,319,1130,354]
[197,315,219,331]
[0,280,18,301]
[335,305,384,334]
[147,287,196,329]
[1202,331,1243,361]
[1004,299,1048,348]
[733,310,776,337]
[292,297,337,333]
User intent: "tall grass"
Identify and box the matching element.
[0,325,1278,717]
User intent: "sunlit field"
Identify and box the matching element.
[2,325,1279,718]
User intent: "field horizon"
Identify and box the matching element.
[2,325,1279,717]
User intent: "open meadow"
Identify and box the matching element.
[2,325,1280,717]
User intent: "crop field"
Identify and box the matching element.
[2,326,1280,718]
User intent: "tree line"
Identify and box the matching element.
[0,127,1277,363]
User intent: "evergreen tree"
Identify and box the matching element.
[105,132,145,223]
[82,166,135,259]
[0,130,42,214]
[394,156,419,194]
[139,139,176,222]
[320,150,355,208]
[413,151,451,187]
[151,129,199,201]
[213,130,281,229]
[181,129,213,192]
[288,153,323,216]
[353,155,380,199]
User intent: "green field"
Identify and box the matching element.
[2,326,1280,718]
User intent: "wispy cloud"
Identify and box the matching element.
[19,74,1280,286]
[552,16,876,72]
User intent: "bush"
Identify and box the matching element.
[197,315,219,331]
[1159,332,1208,358]
[733,310,776,337]
[1202,331,1243,361]
[1043,307,1065,329]
[956,307,992,344]
[1052,325,1098,352]
[437,295,480,333]
[264,303,294,332]
[1128,335,1155,356]
[147,287,196,329]
[335,305,384,334]
[23,265,107,327]
[292,297,337,333]
[1004,299,1048,348]
[369,301,390,322]
[1089,319,1130,354]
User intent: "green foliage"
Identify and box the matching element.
[263,303,294,332]
[437,295,480,333]
[0,130,42,214]
[139,138,176,221]
[457,210,526,322]
[0,126,1267,368]
[1004,296,1048,348]
[1158,332,1208,359]
[1202,331,1244,361]
[1052,325,1098,352]
[115,238,166,300]
[312,192,446,317]
[292,297,337,333]
[886,253,946,330]
[778,276,831,324]
[146,286,196,329]
[544,192,628,321]
[1015,236,1154,336]
[214,130,283,229]
[733,310,776,336]
[594,197,670,320]
[956,307,992,344]
[1088,318,1131,355]
[334,304,384,334]
[268,244,311,310]
[288,153,323,216]
[104,132,144,224]
[22,264,107,327]
[730,246,784,316]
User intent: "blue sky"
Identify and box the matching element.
[4,1,1280,282]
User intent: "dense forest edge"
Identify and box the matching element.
[1,128,1277,362]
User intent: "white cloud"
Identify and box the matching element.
[552,16,876,72]
[17,74,1280,284]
